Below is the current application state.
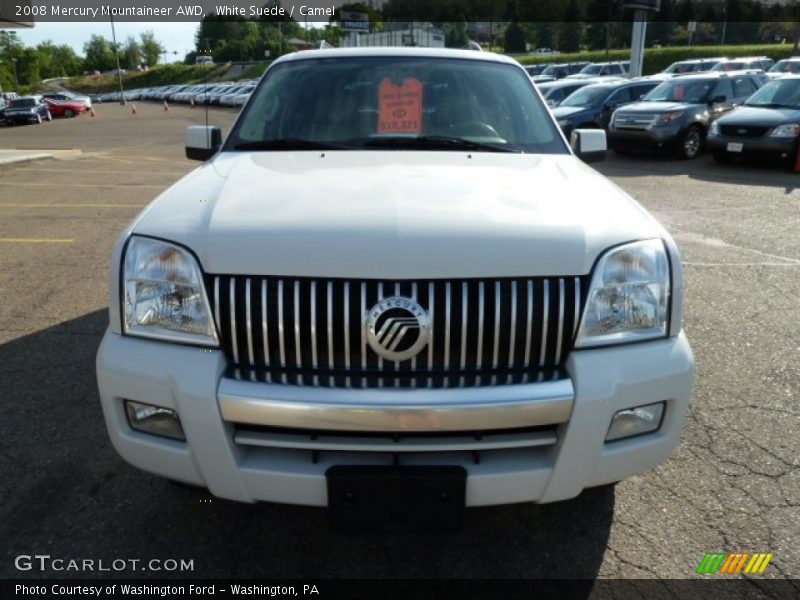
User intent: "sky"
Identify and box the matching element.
[14,23,201,62]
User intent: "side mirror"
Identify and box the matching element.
[570,129,607,163]
[185,126,222,161]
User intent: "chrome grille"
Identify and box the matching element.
[209,275,588,388]
[613,112,657,130]
[719,124,769,138]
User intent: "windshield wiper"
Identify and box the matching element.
[353,135,521,153]
[232,138,354,151]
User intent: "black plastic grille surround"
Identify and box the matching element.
[208,275,589,388]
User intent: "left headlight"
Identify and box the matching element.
[122,236,218,346]
[575,239,670,348]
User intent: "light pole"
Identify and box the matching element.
[11,58,19,93]
[109,14,126,105]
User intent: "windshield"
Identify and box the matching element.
[712,61,745,71]
[541,65,562,76]
[10,98,35,108]
[560,85,610,108]
[744,79,800,109]
[665,62,701,74]
[227,56,567,154]
[643,79,715,103]
[579,65,603,75]
[769,60,800,74]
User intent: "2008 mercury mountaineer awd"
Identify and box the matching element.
[96,48,694,515]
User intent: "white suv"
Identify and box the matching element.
[97,48,694,524]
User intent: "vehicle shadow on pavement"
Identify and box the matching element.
[1,310,612,582]
[598,154,799,194]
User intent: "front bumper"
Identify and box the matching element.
[608,123,684,150]
[707,134,797,158]
[5,113,36,123]
[96,331,694,506]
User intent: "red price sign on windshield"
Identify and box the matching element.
[378,77,423,134]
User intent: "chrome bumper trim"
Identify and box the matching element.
[218,378,574,432]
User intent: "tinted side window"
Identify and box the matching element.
[607,87,631,105]
[633,84,655,99]
[732,77,756,98]
[712,79,734,100]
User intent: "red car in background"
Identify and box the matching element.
[44,98,87,118]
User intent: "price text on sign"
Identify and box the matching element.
[378,78,423,134]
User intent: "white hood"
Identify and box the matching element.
[131,151,663,278]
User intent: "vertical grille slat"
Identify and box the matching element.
[539,279,550,368]
[212,274,588,387]
[555,278,565,363]
[277,279,286,370]
[245,278,254,366]
[261,280,270,368]
[229,277,239,365]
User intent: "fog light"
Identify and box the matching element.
[606,402,665,442]
[124,400,185,441]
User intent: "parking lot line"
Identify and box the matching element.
[1,182,166,189]
[0,238,75,243]
[0,203,143,208]
[10,167,187,176]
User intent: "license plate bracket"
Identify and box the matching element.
[326,465,467,532]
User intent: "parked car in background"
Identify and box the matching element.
[567,61,629,79]
[44,97,88,118]
[524,63,553,77]
[646,58,726,81]
[711,57,774,72]
[4,95,51,125]
[530,62,590,83]
[766,57,800,79]
[707,75,800,166]
[608,72,768,159]
[42,91,92,109]
[537,79,595,107]
[662,58,724,76]
[552,79,660,138]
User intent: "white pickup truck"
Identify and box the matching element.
[96,48,694,526]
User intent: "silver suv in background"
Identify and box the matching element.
[608,71,769,159]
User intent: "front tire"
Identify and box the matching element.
[65,109,75,118]
[678,125,703,159]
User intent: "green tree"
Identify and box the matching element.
[140,31,164,67]
[504,22,526,53]
[83,35,116,72]
[557,0,583,52]
[35,41,82,78]
[443,20,469,48]
[123,36,141,69]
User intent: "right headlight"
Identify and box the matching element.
[575,239,670,348]
[122,236,218,346]
[768,123,800,138]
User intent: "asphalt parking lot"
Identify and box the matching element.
[1,103,798,581]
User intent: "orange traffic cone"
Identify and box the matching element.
[164,100,169,112]
[131,104,137,115]
[190,98,195,108]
